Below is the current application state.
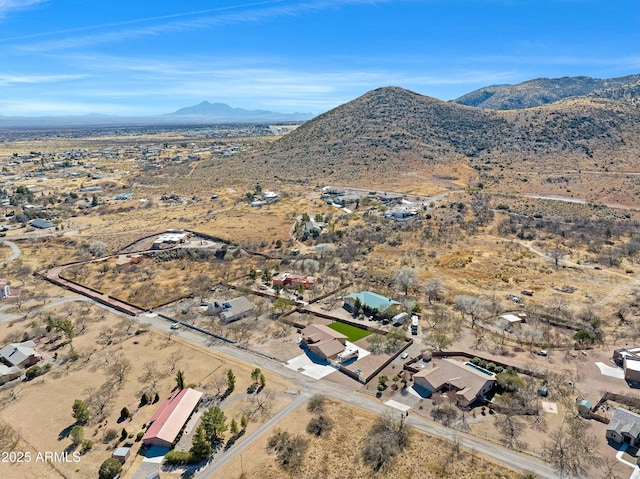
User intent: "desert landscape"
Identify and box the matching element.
[0,72,637,479]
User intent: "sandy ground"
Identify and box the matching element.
[0,304,294,479]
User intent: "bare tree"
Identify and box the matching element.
[86,383,116,421]
[245,389,274,421]
[392,267,418,295]
[423,278,444,304]
[0,421,18,451]
[549,247,567,268]
[88,241,108,257]
[542,415,601,477]
[167,351,182,373]
[107,356,131,387]
[139,362,163,395]
[361,411,410,472]
[454,294,485,328]
[494,414,527,450]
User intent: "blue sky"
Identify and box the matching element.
[0,0,638,116]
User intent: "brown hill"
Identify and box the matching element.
[222,86,639,196]
[453,74,640,110]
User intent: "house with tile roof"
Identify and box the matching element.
[606,408,640,447]
[300,324,347,360]
[413,358,496,407]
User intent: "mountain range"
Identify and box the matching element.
[0,103,313,128]
[453,74,640,109]
[219,74,640,208]
[171,101,313,121]
[1,74,638,128]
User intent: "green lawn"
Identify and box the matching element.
[327,321,371,342]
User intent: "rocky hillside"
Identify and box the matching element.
[453,74,640,110]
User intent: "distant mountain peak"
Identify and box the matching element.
[170,101,312,121]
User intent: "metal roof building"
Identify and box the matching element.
[142,388,203,448]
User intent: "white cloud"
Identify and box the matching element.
[0,99,132,116]
[0,73,88,86]
[17,0,392,51]
[0,0,47,19]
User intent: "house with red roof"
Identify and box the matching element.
[142,388,203,448]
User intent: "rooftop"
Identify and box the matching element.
[608,408,640,437]
[142,388,203,446]
[345,291,401,312]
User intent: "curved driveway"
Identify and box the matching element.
[0,240,21,266]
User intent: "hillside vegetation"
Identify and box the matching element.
[211,83,640,208]
[453,74,640,109]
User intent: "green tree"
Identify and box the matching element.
[496,369,526,392]
[70,425,84,447]
[120,407,130,421]
[200,406,228,443]
[98,458,122,479]
[175,370,185,390]
[261,269,272,283]
[241,415,248,430]
[230,418,239,435]
[273,297,291,315]
[574,328,597,347]
[259,373,266,389]
[377,375,388,390]
[190,425,212,461]
[226,369,236,392]
[72,399,90,425]
[251,368,262,384]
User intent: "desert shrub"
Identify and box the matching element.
[164,450,195,465]
[25,365,42,380]
[267,430,308,470]
[103,428,118,443]
[307,394,326,413]
[306,415,333,437]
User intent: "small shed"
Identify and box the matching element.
[112,447,131,464]
[500,314,525,327]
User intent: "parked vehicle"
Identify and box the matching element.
[392,312,409,325]
[337,348,359,363]
[411,315,419,335]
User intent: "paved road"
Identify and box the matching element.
[198,392,310,478]
[147,320,562,479]
[0,240,21,266]
[0,296,93,324]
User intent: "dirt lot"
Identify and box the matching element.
[0,304,294,479]
[213,397,522,479]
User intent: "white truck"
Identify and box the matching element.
[411,315,419,335]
